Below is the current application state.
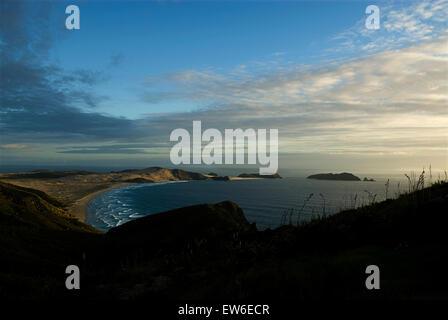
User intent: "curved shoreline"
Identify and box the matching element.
[68,183,132,222]
[70,180,194,223]
[68,177,263,223]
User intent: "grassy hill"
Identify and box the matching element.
[0,167,209,209]
[0,180,447,300]
[0,182,101,299]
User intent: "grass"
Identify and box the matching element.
[0,176,447,300]
[281,166,447,227]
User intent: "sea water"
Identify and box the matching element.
[86,175,406,232]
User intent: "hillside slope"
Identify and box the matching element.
[0,181,447,300]
[0,167,208,208]
[0,182,101,299]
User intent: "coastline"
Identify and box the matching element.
[68,177,262,223]
[68,183,131,222]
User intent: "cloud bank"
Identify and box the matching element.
[1,1,447,171]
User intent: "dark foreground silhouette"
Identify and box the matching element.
[0,181,447,300]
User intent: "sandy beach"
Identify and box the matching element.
[0,168,275,224]
[68,183,131,222]
[69,177,261,222]
[70,176,264,222]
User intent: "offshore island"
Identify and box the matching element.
[307,172,375,182]
[307,172,361,181]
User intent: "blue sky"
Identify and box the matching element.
[53,1,370,118]
[1,0,447,173]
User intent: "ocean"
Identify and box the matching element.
[86,174,408,232]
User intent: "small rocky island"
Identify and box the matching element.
[238,173,282,179]
[307,172,361,181]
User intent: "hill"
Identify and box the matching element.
[0,182,101,299]
[0,182,96,232]
[0,181,447,300]
[0,167,209,220]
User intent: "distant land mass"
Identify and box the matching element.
[0,167,209,222]
[238,173,282,179]
[0,167,270,222]
[307,172,361,181]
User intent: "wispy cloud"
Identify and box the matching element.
[331,0,448,54]
[1,144,27,149]
[140,36,448,156]
[143,37,448,109]
[57,143,168,154]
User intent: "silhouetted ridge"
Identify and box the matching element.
[1,180,447,300]
[107,201,255,250]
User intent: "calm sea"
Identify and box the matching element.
[87,174,408,232]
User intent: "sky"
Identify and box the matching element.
[0,0,447,173]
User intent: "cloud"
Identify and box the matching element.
[139,36,448,156]
[331,0,448,55]
[0,2,139,145]
[1,1,446,168]
[1,144,27,149]
[57,143,168,154]
[142,37,448,110]
[270,51,287,57]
